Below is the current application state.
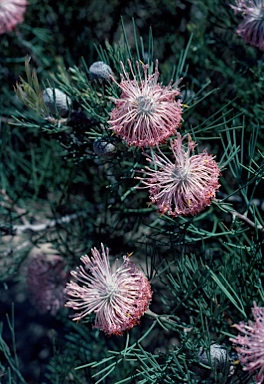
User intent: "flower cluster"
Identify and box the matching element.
[27,254,69,315]
[65,244,152,335]
[108,60,182,148]
[137,133,221,217]
[230,302,264,384]
[231,0,264,50]
[0,0,28,35]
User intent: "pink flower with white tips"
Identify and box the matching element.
[108,60,182,148]
[231,0,264,50]
[0,0,28,35]
[230,302,264,384]
[65,244,153,336]
[137,133,221,217]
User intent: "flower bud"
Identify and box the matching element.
[198,344,229,370]
[89,61,113,81]
[93,138,116,157]
[42,87,72,117]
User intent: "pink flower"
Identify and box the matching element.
[108,60,182,148]
[26,254,69,315]
[230,302,264,384]
[137,133,221,217]
[0,0,28,35]
[65,244,153,336]
[230,0,264,49]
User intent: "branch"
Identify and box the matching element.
[11,211,87,235]
[231,210,264,232]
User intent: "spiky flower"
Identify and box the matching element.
[230,302,264,384]
[0,0,28,35]
[108,60,182,148]
[137,133,221,217]
[26,254,69,315]
[65,244,153,336]
[231,0,264,50]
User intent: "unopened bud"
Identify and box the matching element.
[42,88,72,117]
[89,61,113,81]
[93,139,116,157]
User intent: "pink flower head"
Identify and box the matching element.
[26,254,69,315]
[230,0,264,49]
[137,133,221,217]
[65,244,153,336]
[108,60,182,148]
[230,302,264,384]
[0,0,28,35]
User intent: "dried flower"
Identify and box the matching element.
[230,302,264,384]
[26,254,69,315]
[89,61,114,81]
[137,133,221,217]
[231,0,264,50]
[0,0,28,35]
[108,60,182,148]
[65,244,153,336]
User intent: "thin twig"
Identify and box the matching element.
[217,192,264,211]
[231,210,264,232]
[145,309,179,326]
[11,210,87,235]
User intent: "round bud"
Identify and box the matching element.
[198,344,230,374]
[189,344,234,380]
[89,61,113,81]
[93,139,116,157]
[42,88,72,117]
